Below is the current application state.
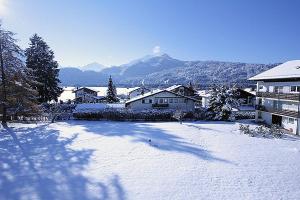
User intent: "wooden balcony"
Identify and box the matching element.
[257,92,300,101]
[255,105,299,118]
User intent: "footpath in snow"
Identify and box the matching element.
[0,120,299,200]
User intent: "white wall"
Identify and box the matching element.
[127,91,195,111]
[257,81,300,94]
[282,117,297,134]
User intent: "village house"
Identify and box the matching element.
[128,87,151,99]
[125,89,198,112]
[198,88,255,111]
[249,60,300,135]
[166,85,196,97]
[73,87,105,103]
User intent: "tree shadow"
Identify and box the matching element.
[68,121,233,164]
[0,124,127,200]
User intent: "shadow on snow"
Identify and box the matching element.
[67,120,233,164]
[0,124,127,200]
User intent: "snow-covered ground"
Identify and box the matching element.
[0,120,300,200]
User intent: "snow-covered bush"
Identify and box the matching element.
[239,124,252,136]
[239,123,284,138]
[269,124,283,138]
[233,111,255,120]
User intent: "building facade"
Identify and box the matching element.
[74,87,105,103]
[125,90,197,112]
[249,60,300,135]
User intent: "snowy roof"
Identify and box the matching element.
[127,87,141,93]
[128,87,151,94]
[58,86,137,102]
[166,85,183,91]
[74,87,97,93]
[166,85,196,92]
[126,89,199,104]
[243,88,256,96]
[249,60,300,81]
[197,90,211,97]
[126,89,164,104]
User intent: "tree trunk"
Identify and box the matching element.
[0,33,7,125]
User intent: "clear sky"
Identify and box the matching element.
[0,0,299,67]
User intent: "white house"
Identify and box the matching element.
[249,60,300,135]
[74,87,105,103]
[166,85,196,97]
[128,87,151,99]
[125,89,197,112]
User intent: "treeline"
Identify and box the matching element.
[0,22,62,124]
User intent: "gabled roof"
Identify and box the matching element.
[166,85,196,92]
[128,87,151,94]
[249,60,300,81]
[125,89,199,104]
[73,87,97,93]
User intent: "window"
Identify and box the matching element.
[149,99,152,104]
[142,99,145,104]
[164,98,168,103]
[258,98,262,105]
[290,86,300,93]
[274,86,283,93]
[159,99,164,104]
[174,98,178,103]
[258,111,262,119]
[169,98,173,103]
[288,118,294,124]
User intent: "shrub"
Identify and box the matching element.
[233,111,255,120]
[269,124,283,138]
[73,108,177,121]
[239,123,284,138]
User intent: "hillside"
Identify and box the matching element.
[59,54,278,87]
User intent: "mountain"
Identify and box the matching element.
[59,67,109,86]
[59,54,278,87]
[79,62,106,72]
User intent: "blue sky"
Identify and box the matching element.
[1,0,299,67]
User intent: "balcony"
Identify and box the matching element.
[255,105,299,118]
[257,92,300,101]
[152,103,169,108]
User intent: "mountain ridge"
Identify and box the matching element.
[59,54,279,87]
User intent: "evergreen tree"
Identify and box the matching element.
[106,76,118,103]
[25,34,62,103]
[207,85,239,120]
[0,23,39,124]
[188,81,194,90]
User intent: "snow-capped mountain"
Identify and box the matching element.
[79,62,107,72]
[59,53,278,87]
[101,53,185,77]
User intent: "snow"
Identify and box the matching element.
[58,87,136,102]
[249,60,300,80]
[125,89,163,103]
[75,103,125,112]
[1,120,300,200]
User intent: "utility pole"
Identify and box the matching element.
[0,28,7,124]
[297,91,300,135]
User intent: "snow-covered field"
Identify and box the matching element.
[0,120,300,200]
